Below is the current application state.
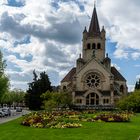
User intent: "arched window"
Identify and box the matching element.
[97,43,101,49]
[63,86,67,90]
[120,85,124,93]
[86,93,99,105]
[87,43,91,49]
[92,43,96,49]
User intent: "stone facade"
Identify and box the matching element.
[61,6,127,107]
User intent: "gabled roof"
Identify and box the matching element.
[88,6,100,37]
[111,67,126,81]
[61,67,76,83]
[77,56,113,77]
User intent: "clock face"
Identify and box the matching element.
[85,73,100,88]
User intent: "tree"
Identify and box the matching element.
[0,50,9,99]
[0,90,26,106]
[25,71,52,110]
[117,90,140,112]
[41,91,72,111]
[135,79,140,90]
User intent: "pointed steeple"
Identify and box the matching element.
[88,5,100,37]
[83,26,87,33]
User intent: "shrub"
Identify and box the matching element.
[117,90,140,112]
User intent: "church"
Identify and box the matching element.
[61,5,127,107]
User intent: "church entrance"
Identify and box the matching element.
[86,93,99,105]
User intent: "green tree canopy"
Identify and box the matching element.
[25,70,52,110]
[135,79,140,90]
[117,90,140,112]
[41,91,72,112]
[0,89,26,106]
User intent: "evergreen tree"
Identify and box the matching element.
[0,50,9,99]
[25,70,52,110]
[135,81,139,90]
[139,79,140,89]
[135,79,140,90]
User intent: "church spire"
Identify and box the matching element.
[88,4,100,37]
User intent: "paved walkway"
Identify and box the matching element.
[0,110,30,124]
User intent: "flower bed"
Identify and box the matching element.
[21,111,82,128]
[21,111,133,128]
[93,112,131,122]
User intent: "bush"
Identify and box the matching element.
[41,91,72,111]
[117,90,140,112]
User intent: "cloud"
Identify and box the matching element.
[131,52,140,60]
[0,0,140,90]
[127,85,135,92]
[111,63,121,71]
[134,65,140,68]
[10,80,28,90]
[0,1,83,44]
[0,0,7,5]
[136,75,140,79]
[113,46,128,59]
[3,35,80,90]
[46,19,81,44]
[99,0,140,59]
[0,12,27,39]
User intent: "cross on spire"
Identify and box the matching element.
[94,0,96,8]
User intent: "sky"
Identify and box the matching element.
[0,0,140,91]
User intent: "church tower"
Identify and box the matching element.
[61,4,127,108]
[82,5,106,62]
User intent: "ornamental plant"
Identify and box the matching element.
[21,111,133,129]
[21,111,82,129]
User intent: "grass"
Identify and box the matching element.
[0,114,140,140]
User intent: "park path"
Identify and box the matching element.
[0,110,30,124]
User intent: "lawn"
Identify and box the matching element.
[0,114,140,140]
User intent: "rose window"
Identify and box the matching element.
[86,74,100,88]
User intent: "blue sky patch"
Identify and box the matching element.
[7,0,25,7]
[13,35,31,47]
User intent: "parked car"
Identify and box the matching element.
[2,108,11,116]
[0,108,5,117]
[16,107,22,112]
[0,111,5,117]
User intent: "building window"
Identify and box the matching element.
[120,85,124,93]
[85,73,100,88]
[76,99,82,104]
[103,99,109,104]
[87,43,91,49]
[92,43,96,49]
[63,86,67,90]
[97,43,101,49]
[86,93,99,105]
